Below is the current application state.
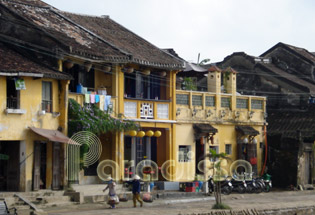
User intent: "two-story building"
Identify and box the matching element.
[0,40,72,192]
[175,66,267,181]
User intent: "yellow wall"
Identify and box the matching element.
[0,76,67,191]
[175,124,196,181]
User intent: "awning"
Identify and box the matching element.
[235,126,259,136]
[29,127,78,144]
[193,124,218,138]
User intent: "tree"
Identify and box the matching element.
[205,149,231,209]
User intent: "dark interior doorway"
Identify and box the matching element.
[0,141,20,191]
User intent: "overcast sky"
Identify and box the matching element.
[43,0,315,63]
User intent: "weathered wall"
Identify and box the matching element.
[0,76,64,191]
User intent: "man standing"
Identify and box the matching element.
[129,175,143,208]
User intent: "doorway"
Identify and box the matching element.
[33,142,47,190]
[0,141,20,191]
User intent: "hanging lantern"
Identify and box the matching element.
[160,71,167,77]
[84,61,92,72]
[154,130,162,137]
[64,60,74,69]
[103,65,111,73]
[145,130,154,137]
[126,67,134,73]
[137,131,145,138]
[128,130,137,137]
[142,69,150,76]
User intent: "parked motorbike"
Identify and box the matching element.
[208,176,233,195]
[231,178,247,194]
[262,173,272,192]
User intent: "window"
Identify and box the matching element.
[209,145,219,161]
[124,71,166,100]
[225,144,232,155]
[178,145,191,162]
[6,77,20,109]
[42,82,52,113]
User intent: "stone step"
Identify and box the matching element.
[71,184,125,196]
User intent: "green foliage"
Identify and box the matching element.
[68,98,139,137]
[212,203,231,210]
[182,77,197,91]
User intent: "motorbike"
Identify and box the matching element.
[208,176,233,195]
[231,178,247,194]
[244,173,263,194]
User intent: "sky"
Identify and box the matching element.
[43,0,315,63]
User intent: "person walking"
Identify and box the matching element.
[129,175,143,208]
[103,177,118,209]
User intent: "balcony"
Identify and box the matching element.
[124,98,170,121]
[176,90,266,123]
[68,92,117,117]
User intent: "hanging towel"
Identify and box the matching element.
[90,94,95,104]
[95,95,100,103]
[85,94,90,103]
[104,95,111,111]
[99,95,105,110]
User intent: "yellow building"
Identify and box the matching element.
[175,66,267,181]
[0,42,72,191]
[0,0,266,190]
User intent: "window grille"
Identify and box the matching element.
[251,100,263,109]
[192,95,202,106]
[176,94,189,105]
[237,98,248,109]
[205,96,215,107]
[221,97,230,108]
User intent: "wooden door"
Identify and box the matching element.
[33,142,41,191]
[52,142,61,190]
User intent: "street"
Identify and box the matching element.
[43,190,315,215]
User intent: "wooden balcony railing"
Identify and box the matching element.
[124,99,170,120]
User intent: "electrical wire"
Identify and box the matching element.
[0,8,315,98]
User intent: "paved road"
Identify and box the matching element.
[44,190,315,215]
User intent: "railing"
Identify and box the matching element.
[6,97,19,109]
[124,99,170,120]
[68,92,116,116]
[42,100,52,113]
[176,90,265,110]
[176,90,266,122]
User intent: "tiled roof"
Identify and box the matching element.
[0,0,184,69]
[256,63,315,95]
[0,42,72,80]
[261,42,315,64]
[268,108,315,139]
[284,43,315,63]
[1,0,128,61]
[60,12,184,69]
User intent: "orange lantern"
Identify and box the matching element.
[145,130,154,137]
[137,131,145,138]
[154,130,162,137]
[128,130,137,137]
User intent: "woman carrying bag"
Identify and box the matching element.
[103,177,119,209]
